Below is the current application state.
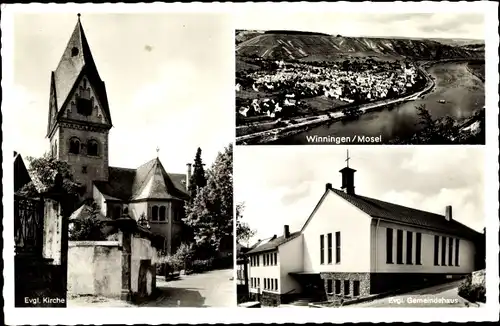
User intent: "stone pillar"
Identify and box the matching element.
[115,216,136,301]
[120,229,132,301]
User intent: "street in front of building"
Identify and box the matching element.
[69,269,234,307]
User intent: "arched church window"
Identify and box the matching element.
[152,206,158,221]
[159,206,166,221]
[71,47,79,57]
[113,206,121,219]
[87,140,99,156]
[69,138,80,154]
[123,207,129,215]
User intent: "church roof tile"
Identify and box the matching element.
[329,188,480,240]
[94,158,189,202]
[246,232,301,255]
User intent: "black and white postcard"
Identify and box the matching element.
[2,1,499,325]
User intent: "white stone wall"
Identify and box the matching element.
[67,241,122,298]
[302,191,372,273]
[279,235,303,294]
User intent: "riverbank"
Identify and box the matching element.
[236,58,483,145]
[236,62,434,145]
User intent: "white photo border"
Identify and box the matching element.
[3,1,499,324]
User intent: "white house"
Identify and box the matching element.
[245,162,484,306]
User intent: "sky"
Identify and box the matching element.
[235,146,485,246]
[235,12,485,40]
[9,13,234,174]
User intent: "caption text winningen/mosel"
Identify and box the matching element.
[306,135,383,144]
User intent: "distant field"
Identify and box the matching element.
[303,96,348,112]
[236,57,260,73]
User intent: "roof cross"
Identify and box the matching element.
[346,149,350,168]
[156,146,160,157]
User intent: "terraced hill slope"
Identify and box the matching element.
[236,31,483,61]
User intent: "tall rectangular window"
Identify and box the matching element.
[275,279,278,291]
[406,231,413,264]
[320,235,325,264]
[327,279,333,293]
[335,231,341,263]
[353,281,360,297]
[448,238,454,266]
[455,239,460,266]
[335,280,341,294]
[434,235,439,266]
[441,236,447,266]
[274,252,278,265]
[396,229,403,264]
[416,233,422,265]
[258,278,260,288]
[386,228,394,264]
[344,280,350,296]
[327,233,333,264]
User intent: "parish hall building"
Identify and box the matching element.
[245,161,485,306]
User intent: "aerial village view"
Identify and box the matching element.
[235,14,485,145]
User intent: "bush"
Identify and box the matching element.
[212,255,234,270]
[68,202,106,241]
[190,259,214,274]
[458,275,486,303]
[157,254,182,277]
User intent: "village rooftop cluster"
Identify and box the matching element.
[236,58,425,120]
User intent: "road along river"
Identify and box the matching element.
[271,61,484,145]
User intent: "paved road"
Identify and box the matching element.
[68,269,235,307]
[347,280,476,308]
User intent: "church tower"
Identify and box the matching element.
[46,14,112,198]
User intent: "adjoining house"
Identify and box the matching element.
[245,161,484,306]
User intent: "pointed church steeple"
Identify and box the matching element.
[46,14,113,198]
[47,14,112,138]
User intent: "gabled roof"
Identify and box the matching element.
[14,152,33,193]
[69,203,108,221]
[300,188,480,240]
[246,231,301,255]
[93,158,189,202]
[48,15,112,136]
[131,158,188,201]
